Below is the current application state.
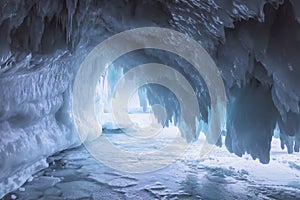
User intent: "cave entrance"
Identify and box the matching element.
[94,62,184,152]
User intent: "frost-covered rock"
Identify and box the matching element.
[0,57,81,196]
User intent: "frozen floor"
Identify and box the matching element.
[2,132,300,200]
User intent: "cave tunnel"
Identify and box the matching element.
[1,0,300,199]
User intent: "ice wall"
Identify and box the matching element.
[0,51,82,196]
[1,0,300,197]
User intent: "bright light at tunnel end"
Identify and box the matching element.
[72,27,227,173]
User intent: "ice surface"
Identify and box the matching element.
[2,132,300,199]
[1,0,300,197]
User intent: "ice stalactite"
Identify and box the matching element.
[225,80,278,164]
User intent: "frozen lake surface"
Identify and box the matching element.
[2,129,300,200]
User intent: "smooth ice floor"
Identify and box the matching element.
[2,132,300,200]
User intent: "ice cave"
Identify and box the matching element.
[1,0,300,199]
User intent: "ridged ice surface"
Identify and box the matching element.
[1,0,300,197]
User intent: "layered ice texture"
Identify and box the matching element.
[1,0,300,197]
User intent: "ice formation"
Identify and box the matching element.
[1,0,300,197]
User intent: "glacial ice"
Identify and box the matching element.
[1,0,300,197]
